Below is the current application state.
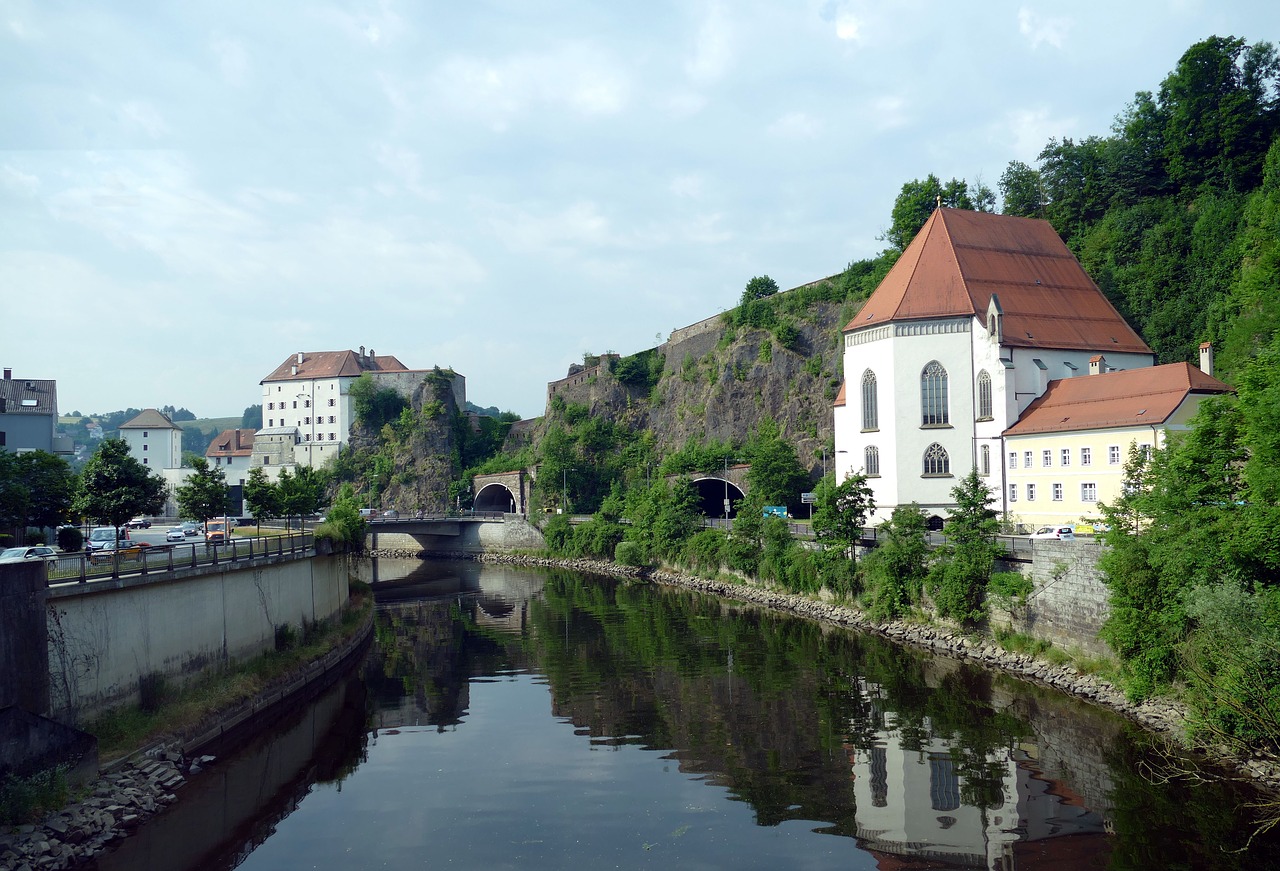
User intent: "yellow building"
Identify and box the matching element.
[1001,359,1232,531]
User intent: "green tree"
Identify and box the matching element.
[927,470,1002,623]
[740,275,780,305]
[0,451,74,538]
[349,373,407,430]
[998,160,1045,217]
[811,471,875,561]
[73,439,167,540]
[242,466,282,532]
[241,404,264,429]
[277,465,327,531]
[864,503,931,620]
[174,457,231,529]
[886,174,993,250]
[744,419,807,508]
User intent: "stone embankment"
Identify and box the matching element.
[394,548,1280,795]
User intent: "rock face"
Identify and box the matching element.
[516,298,850,476]
[345,373,463,515]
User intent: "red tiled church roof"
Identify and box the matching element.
[845,209,1151,355]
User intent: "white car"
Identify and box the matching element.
[1031,525,1076,541]
[166,527,187,543]
[0,545,58,563]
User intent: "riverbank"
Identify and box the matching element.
[0,593,374,871]
[397,548,1280,796]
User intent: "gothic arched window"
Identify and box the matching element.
[861,370,878,431]
[921,361,949,426]
[923,443,950,476]
[977,370,992,420]
[865,445,880,476]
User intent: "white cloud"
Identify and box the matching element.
[769,111,822,139]
[210,35,250,86]
[669,174,705,198]
[1002,106,1075,161]
[1,164,39,196]
[834,11,862,41]
[685,2,732,85]
[324,0,405,46]
[433,46,629,127]
[1017,7,1071,50]
[119,101,170,138]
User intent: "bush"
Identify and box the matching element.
[57,525,83,552]
[987,571,1034,615]
[614,540,645,566]
[0,767,68,826]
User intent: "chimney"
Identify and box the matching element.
[296,351,303,365]
[3,368,9,380]
[1089,355,1106,376]
[359,345,365,358]
[1199,341,1214,377]
[369,348,375,361]
[291,365,298,376]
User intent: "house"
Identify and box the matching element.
[118,409,183,469]
[833,208,1155,526]
[1002,351,1232,530]
[0,368,72,455]
[206,428,255,478]
[257,347,466,468]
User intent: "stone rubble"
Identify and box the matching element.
[399,548,1280,795]
[0,745,193,870]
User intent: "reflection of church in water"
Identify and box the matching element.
[845,675,1110,869]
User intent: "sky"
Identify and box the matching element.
[2,1,1277,422]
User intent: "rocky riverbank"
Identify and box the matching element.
[391,547,1280,795]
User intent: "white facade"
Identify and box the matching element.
[261,377,348,468]
[118,410,183,470]
[836,318,1152,525]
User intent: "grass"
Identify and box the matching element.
[85,583,372,762]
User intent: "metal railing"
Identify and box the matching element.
[46,532,315,586]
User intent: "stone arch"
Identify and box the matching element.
[474,482,517,513]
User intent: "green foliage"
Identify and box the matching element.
[241,404,263,429]
[0,766,68,826]
[740,274,779,305]
[349,373,407,430]
[987,571,1034,615]
[243,466,282,525]
[887,174,995,250]
[315,483,367,549]
[610,348,665,392]
[744,419,807,509]
[863,503,931,620]
[0,450,74,535]
[174,457,231,523]
[56,525,82,551]
[811,471,875,559]
[74,439,167,530]
[276,465,327,529]
[927,471,1002,623]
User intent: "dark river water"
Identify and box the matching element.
[87,558,1280,870]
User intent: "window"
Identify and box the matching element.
[264,457,270,465]
[865,445,880,476]
[1081,447,1092,466]
[328,415,335,424]
[142,431,148,437]
[1082,482,1098,502]
[143,458,148,465]
[304,433,311,441]
[1009,483,1017,502]
[1027,483,1036,501]
[1042,449,1052,467]
[268,418,274,427]
[1061,448,1071,466]
[142,444,148,451]
[328,433,336,440]
[923,443,950,476]
[1023,450,1032,468]
[1109,445,1121,464]
[1008,452,1017,470]
[1141,443,1153,460]
[268,402,274,410]
[304,399,311,408]
[980,444,991,476]
[976,370,992,419]
[1052,483,1063,501]
[292,401,297,409]
[304,416,311,425]
[328,398,336,407]
[861,370,879,431]
[921,361,949,426]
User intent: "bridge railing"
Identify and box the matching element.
[46,533,315,586]
[366,510,507,522]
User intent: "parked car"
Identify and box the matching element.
[1031,525,1076,541]
[86,526,129,551]
[89,540,147,564]
[166,527,187,543]
[127,517,152,529]
[0,545,59,563]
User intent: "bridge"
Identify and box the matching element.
[365,512,544,553]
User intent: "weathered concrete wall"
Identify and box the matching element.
[994,539,1113,658]
[45,556,349,723]
[368,515,545,554]
[0,562,50,714]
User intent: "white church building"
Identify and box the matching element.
[833,208,1155,526]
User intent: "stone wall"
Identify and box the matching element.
[367,515,546,554]
[996,539,1113,659]
[45,555,349,723]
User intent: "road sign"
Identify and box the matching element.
[801,492,815,504]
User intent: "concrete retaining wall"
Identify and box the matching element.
[0,563,51,715]
[994,539,1113,658]
[45,556,349,723]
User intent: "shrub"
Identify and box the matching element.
[57,525,83,552]
[614,540,645,566]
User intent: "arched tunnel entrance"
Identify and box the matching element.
[691,477,746,519]
[474,483,516,513]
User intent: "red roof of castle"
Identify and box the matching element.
[845,209,1151,355]
[261,350,409,383]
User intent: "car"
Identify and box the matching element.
[382,509,399,519]
[89,540,147,564]
[86,526,130,551]
[0,545,59,563]
[359,508,376,519]
[1031,525,1076,541]
[127,517,152,529]
[179,521,202,536]
[166,527,187,543]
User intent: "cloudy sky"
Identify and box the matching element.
[2,1,1276,421]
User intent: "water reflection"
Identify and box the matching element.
[86,559,1280,870]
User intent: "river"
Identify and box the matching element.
[84,558,1280,870]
